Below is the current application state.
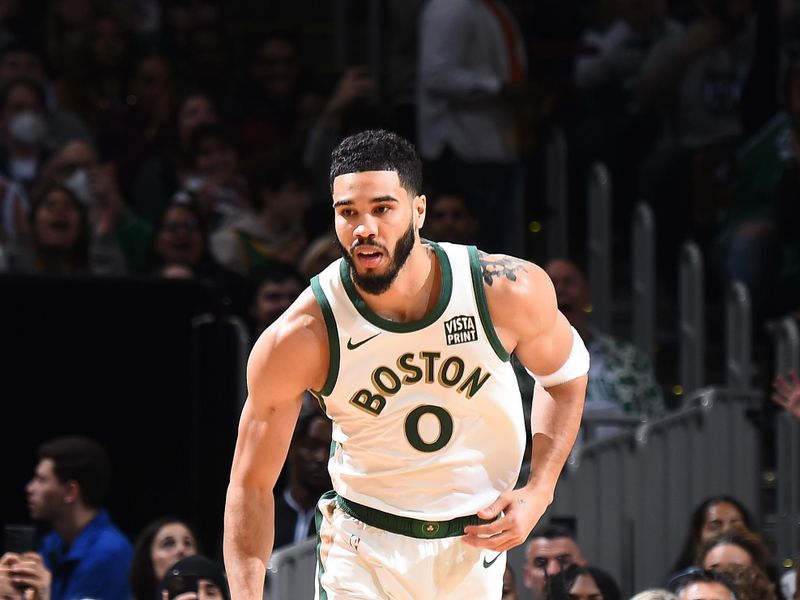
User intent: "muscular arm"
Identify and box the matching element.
[464,253,587,550]
[223,289,328,600]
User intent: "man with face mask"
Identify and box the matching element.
[0,76,51,193]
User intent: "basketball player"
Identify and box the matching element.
[223,129,588,599]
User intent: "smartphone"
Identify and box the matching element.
[164,575,199,600]
[3,524,37,554]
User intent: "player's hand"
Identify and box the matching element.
[462,487,550,551]
[773,369,800,421]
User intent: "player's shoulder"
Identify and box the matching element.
[474,249,553,302]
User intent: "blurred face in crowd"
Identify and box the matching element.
[155,205,204,266]
[55,0,93,26]
[425,194,478,245]
[33,187,83,250]
[178,94,217,144]
[151,522,198,581]
[262,179,311,225]
[1,82,46,139]
[524,537,586,597]
[678,582,735,600]
[569,574,604,600]
[290,416,332,492]
[252,277,303,333]
[701,502,746,543]
[194,135,237,182]
[133,55,173,120]
[91,16,129,68]
[0,50,47,86]
[544,259,592,331]
[26,459,69,521]
[251,37,299,99]
[502,565,518,600]
[702,543,753,571]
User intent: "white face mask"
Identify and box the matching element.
[63,168,91,205]
[8,110,47,146]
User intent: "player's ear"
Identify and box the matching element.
[414,194,426,230]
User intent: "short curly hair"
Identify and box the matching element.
[329,129,422,197]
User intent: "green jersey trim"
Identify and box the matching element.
[468,245,511,362]
[338,240,453,333]
[311,275,340,397]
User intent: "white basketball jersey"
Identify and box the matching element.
[310,241,526,520]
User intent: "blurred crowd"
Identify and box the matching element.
[2,0,800,599]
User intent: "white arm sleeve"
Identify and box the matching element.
[525,326,590,388]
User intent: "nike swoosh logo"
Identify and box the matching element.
[483,553,501,568]
[346,332,381,350]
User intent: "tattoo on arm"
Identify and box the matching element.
[479,251,528,286]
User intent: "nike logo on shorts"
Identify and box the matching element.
[347,332,381,350]
[483,553,501,568]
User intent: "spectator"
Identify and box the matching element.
[273,410,332,551]
[302,65,378,205]
[417,0,530,254]
[0,77,52,194]
[157,554,229,600]
[5,182,128,276]
[422,189,479,246]
[545,563,621,600]
[696,531,771,574]
[210,159,311,276]
[524,523,588,600]
[631,590,681,600]
[0,40,93,150]
[570,0,684,238]
[146,197,249,318]
[130,89,220,226]
[636,0,757,279]
[671,496,756,574]
[33,137,150,272]
[0,551,51,600]
[178,123,252,231]
[237,31,317,164]
[544,257,665,437]
[297,232,339,280]
[667,568,739,600]
[247,261,305,341]
[26,436,133,600]
[129,517,200,600]
[715,564,777,600]
[504,563,519,600]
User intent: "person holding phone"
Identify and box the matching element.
[24,436,133,600]
[0,552,51,600]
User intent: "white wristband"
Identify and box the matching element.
[526,326,590,387]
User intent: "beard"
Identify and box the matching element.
[336,219,416,295]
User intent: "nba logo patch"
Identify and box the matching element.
[444,315,478,345]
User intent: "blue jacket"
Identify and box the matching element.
[40,509,133,600]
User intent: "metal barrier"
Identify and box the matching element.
[267,538,317,600]
[771,316,800,567]
[725,281,753,390]
[679,242,705,394]
[546,387,761,597]
[545,125,569,259]
[631,203,656,362]
[588,162,612,334]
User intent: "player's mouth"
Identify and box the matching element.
[353,246,385,269]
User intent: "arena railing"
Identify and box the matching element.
[587,162,612,335]
[631,202,656,362]
[769,315,800,568]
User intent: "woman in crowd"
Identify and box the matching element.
[129,516,200,600]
